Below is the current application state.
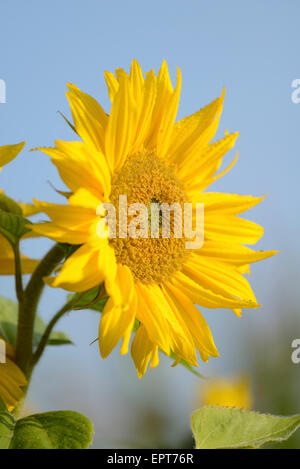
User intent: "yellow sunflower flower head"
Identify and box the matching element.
[200,375,253,410]
[32,60,277,377]
[0,335,27,411]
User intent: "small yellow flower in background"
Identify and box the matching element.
[0,142,39,275]
[31,60,277,377]
[0,335,27,412]
[201,376,253,410]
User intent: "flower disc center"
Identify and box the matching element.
[109,152,189,284]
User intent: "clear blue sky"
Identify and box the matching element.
[0,1,299,447]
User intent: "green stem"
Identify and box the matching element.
[15,243,65,378]
[32,297,77,367]
[13,242,24,304]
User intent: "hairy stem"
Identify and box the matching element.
[13,242,24,304]
[32,296,81,367]
[15,243,65,377]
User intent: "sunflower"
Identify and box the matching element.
[0,335,27,411]
[200,376,253,410]
[32,60,276,377]
[0,142,39,275]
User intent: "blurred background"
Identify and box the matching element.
[0,0,299,448]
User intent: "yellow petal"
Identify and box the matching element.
[204,214,264,245]
[0,357,27,411]
[104,71,119,102]
[30,222,89,244]
[180,131,238,189]
[19,203,41,217]
[164,284,219,362]
[195,193,265,215]
[145,284,197,366]
[150,347,160,369]
[184,254,258,304]
[168,89,225,170]
[68,188,101,210]
[157,67,182,158]
[195,241,278,267]
[206,151,239,187]
[34,200,95,230]
[99,265,136,358]
[0,236,38,275]
[131,325,157,378]
[131,70,157,153]
[66,84,107,153]
[0,255,39,276]
[37,140,110,198]
[107,263,134,305]
[135,282,171,355]
[44,244,106,292]
[145,60,174,150]
[105,73,138,171]
[129,59,144,103]
[0,142,25,167]
[170,270,259,310]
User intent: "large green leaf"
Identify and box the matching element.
[191,406,300,449]
[0,297,72,347]
[0,396,8,413]
[0,411,94,449]
[0,413,14,449]
[0,194,31,245]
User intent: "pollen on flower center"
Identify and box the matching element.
[109,151,189,284]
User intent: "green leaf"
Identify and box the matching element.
[191,406,300,449]
[0,410,94,449]
[68,286,108,312]
[0,396,8,413]
[0,194,23,216]
[0,297,72,347]
[0,412,15,449]
[0,194,31,245]
[0,297,18,344]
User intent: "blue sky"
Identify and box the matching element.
[0,1,299,447]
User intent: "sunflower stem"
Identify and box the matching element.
[31,294,83,367]
[15,243,65,378]
[13,241,24,304]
